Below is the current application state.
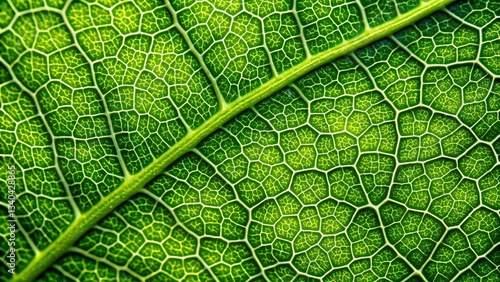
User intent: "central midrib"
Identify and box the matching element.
[12,0,456,280]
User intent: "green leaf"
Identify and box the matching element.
[1,0,499,281]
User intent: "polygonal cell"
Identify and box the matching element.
[423,229,477,281]
[391,163,431,210]
[296,57,374,101]
[263,11,307,72]
[0,1,15,29]
[356,39,423,110]
[461,208,500,256]
[317,199,356,235]
[281,125,319,170]
[380,202,446,268]
[479,166,500,210]
[480,21,500,75]
[297,0,363,54]
[395,12,480,64]
[328,167,368,207]
[458,143,496,179]
[347,208,385,258]
[252,199,282,225]
[256,87,308,131]
[447,0,499,27]
[112,2,141,34]
[425,159,480,226]
[356,153,395,205]
[291,171,328,205]
[360,0,399,28]
[293,245,332,277]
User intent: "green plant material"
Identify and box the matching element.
[1,0,499,281]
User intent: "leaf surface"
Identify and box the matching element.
[1,0,499,281]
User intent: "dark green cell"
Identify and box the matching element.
[459,143,496,178]
[479,166,500,210]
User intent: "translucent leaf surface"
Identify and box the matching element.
[1,0,499,281]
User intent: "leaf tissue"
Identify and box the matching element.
[1,0,499,281]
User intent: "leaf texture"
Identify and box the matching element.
[1,0,499,281]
